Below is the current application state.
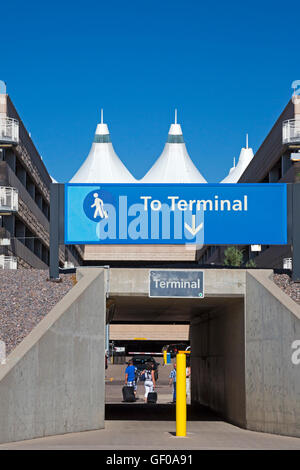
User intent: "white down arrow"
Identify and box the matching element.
[184,215,203,237]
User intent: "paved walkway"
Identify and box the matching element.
[1,416,300,450]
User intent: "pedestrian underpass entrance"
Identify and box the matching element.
[104,268,246,428]
[103,267,300,438]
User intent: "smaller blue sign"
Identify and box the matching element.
[149,270,204,298]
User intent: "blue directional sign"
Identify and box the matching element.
[64,183,287,245]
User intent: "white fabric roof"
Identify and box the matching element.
[221,136,254,183]
[140,118,207,184]
[70,118,137,183]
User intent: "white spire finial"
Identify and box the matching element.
[174,108,177,124]
[246,133,248,149]
[101,108,104,124]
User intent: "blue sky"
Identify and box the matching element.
[1,0,299,182]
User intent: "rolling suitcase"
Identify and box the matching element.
[147,392,157,404]
[122,386,135,402]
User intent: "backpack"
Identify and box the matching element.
[144,370,152,381]
[139,371,146,382]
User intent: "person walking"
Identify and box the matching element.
[124,359,137,397]
[169,362,176,403]
[186,358,191,399]
[142,363,156,403]
[150,361,157,382]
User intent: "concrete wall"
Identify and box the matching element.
[109,268,246,297]
[0,268,106,444]
[190,270,300,437]
[190,299,246,428]
[245,270,300,437]
[110,324,189,341]
[84,244,198,261]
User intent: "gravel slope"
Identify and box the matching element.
[273,273,300,304]
[0,270,74,355]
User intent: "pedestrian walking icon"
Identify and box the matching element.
[91,193,108,219]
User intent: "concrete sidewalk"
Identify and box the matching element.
[1,417,300,450]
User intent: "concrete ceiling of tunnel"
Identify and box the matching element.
[109,295,243,323]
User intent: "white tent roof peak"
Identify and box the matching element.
[228,157,236,175]
[169,123,183,135]
[168,108,183,135]
[95,122,109,135]
[140,114,207,184]
[221,134,254,183]
[94,109,109,135]
[70,114,137,183]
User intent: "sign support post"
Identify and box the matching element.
[292,184,300,282]
[49,183,65,280]
[163,350,167,365]
[176,352,187,437]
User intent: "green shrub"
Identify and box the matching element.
[224,246,243,267]
[245,259,256,268]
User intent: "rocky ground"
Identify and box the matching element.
[273,273,300,304]
[0,270,74,355]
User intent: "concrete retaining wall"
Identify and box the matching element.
[190,299,246,428]
[0,268,106,444]
[245,270,300,437]
[110,324,190,341]
[109,268,245,297]
[190,269,300,437]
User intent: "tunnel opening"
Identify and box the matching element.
[105,294,246,428]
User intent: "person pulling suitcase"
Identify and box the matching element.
[142,363,156,403]
[122,359,137,402]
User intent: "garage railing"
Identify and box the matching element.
[0,116,19,144]
[283,119,300,144]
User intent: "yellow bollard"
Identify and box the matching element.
[176,352,186,437]
[163,350,167,365]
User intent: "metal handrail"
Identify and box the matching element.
[0,116,19,144]
[0,255,17,270]
[0,186,18,212]
[282,119,300,144]
[283,258,292,270]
